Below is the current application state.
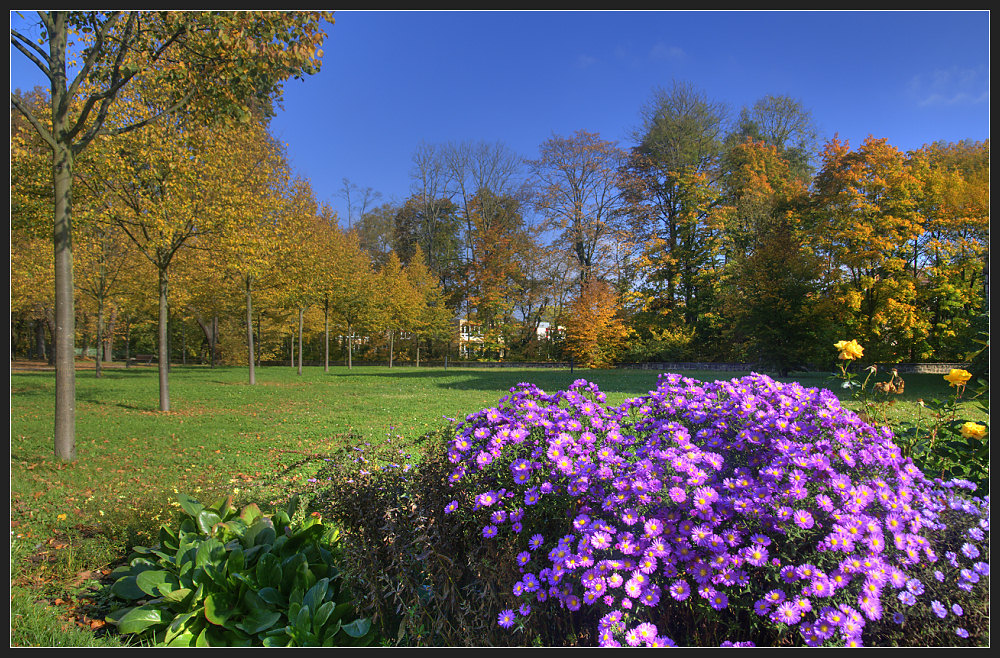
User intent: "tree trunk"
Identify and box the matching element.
[388,329,394,368]
[297,308,304,375]
[124,318,132,368]
[104,308,116,363]
[347,323,353,369]
[246,278,256,385]
[323,298,330,373]
[211,315,218,368]
[95,297,104,378]
[34,319,47,361]
[255,312,262,367]
[52,141,76,460]
[157,266,171,412]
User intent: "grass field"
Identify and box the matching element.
[8,361,986,646]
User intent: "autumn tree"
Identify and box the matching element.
[465,188,533,359]
[527,129,629,289]
[909,140,989,360]
[328,230,376,369]
[102,87,265,409]
[206,115,294,382]
[623,81,728,353]
[404,245,455,364]
[811,136,927,362]
[728,94,818,182]
[564,278,631,368]
[10,9,331,460]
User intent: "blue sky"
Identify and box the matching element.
[10,10,990,227]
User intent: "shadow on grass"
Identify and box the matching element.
[335,367,737,398]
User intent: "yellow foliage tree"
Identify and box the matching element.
[564,278,631,368]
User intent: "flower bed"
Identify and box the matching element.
[440,372,989,646]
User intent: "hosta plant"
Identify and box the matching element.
[105,494,374,647]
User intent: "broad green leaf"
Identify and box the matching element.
[312,600,334,633]
[195,538,225,568]
[302,577,329,612]
[197,509,223,536]
[240,503,263,526]
[178,493,205,519]
[111,575,146,600]
[165,631,198,647]
[256,553,282,590]
[204,592,233,626]
[162,587,193,606]
[256,587,285,606]
[117,605,171,635]
[226,546,246,576]
[340,617,371,638]
[136,569,181,597]
[235,608,283,635]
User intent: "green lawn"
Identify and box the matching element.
[8,362,985,646]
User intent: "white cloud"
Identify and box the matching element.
[648,42,686,62]
[909,66,989,107]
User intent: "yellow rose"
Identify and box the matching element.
[960,422,987,440]
[943,369,972,388]
[835,339,864,360]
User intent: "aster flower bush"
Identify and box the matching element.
[441,373,989,647]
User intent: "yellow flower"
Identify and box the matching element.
[834,339,864,360]
[943,369,972,388]
[960,422,987,440]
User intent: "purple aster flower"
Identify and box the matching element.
[669,580,690,601]
[956,628,969,639]
[897,591,916,606]
[794,509,815,529]
[961,542,980,559]
[444,500,459,514]
[482,525,498,538]
[774,601,801,625]
[528,533,544,550]
[952,603,963,616]
[931,600,947,618]
[497,608,516,628]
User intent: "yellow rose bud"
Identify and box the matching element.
[960,422,987,440]
[943,369,972,388]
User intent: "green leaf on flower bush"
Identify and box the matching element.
[256,553,282,589]
[111,575,146,600]
[162,587,192,606]
[302,578,329,612]
[197,509,223,535]
[340,617,371,638]
[312,600,334,633]
[117,606,171,635]
[136,569,181,597]
[235,608,283,635]
[256,586,285,606]
[204,592,233,625]
[178,493,204,518]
